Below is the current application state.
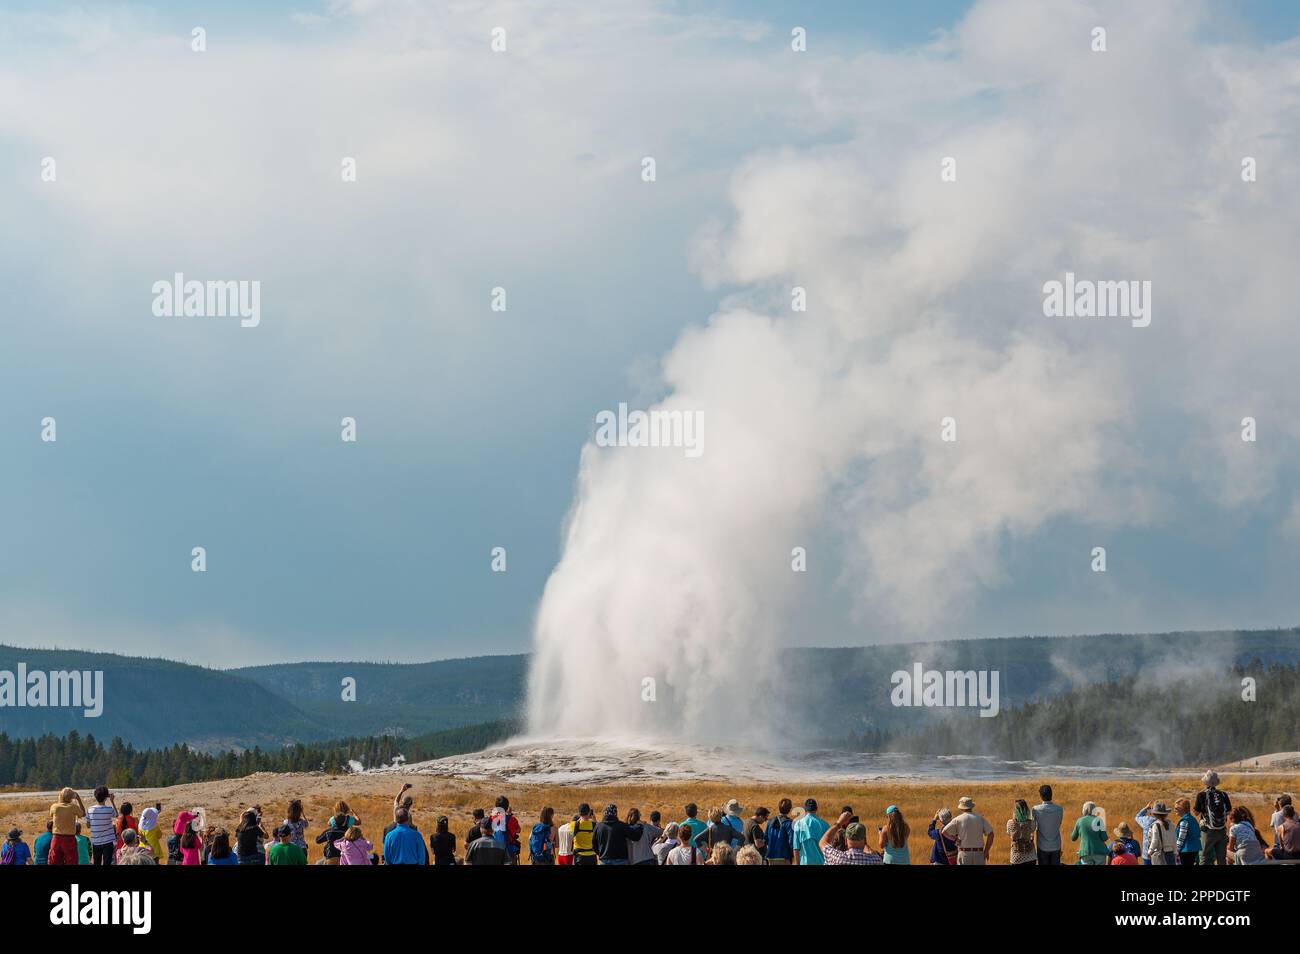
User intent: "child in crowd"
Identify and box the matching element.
[115,801,138,850]
[138,804,163,861]
[179,828,202,866]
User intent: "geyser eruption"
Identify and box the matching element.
[527,1,1294,744]
[526,317,855,741]
[525,152,1129,742]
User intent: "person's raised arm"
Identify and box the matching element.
[394,782,412,810]
[821,811,852,851]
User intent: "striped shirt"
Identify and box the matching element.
[86,804,118,846]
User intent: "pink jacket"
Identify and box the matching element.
[337,837,374,865]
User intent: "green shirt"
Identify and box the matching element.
[76,835,91,865]
[1071,816,1108,857]
[268,842,307,866]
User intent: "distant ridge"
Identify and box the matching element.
[3,627,1298,749]
[0,645,322,750]
[231,655,527,740]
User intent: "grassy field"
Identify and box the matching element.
[4,770,1296,864]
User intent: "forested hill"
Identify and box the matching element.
[0,719,521,790]
[0,646,526,749]
[3,627,1298,751]
[0,645,324,750]
[231,655,527,739]
[783,627,1300,737]
[835,661,1300,768]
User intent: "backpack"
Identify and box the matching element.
[721,815,745,846]
[529,822,552,862]
[1204,789,1229,829]
[0,842,16,865]
[572,818,596,856]
[167,834,183,863]
[765,816,793,859]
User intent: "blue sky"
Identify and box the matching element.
[2,1,1299,667]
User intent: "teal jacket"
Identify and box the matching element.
[1176,813,1202,853]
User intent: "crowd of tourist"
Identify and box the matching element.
[3,771,1295,866]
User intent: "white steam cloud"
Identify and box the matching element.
[528,0,1300,739]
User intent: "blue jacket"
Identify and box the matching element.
[383,823,428,865]
[928,820,956,864]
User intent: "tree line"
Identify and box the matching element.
[0,719,519,790]
[836,661,1299,767]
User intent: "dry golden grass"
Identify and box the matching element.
[4,770,1296,864]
